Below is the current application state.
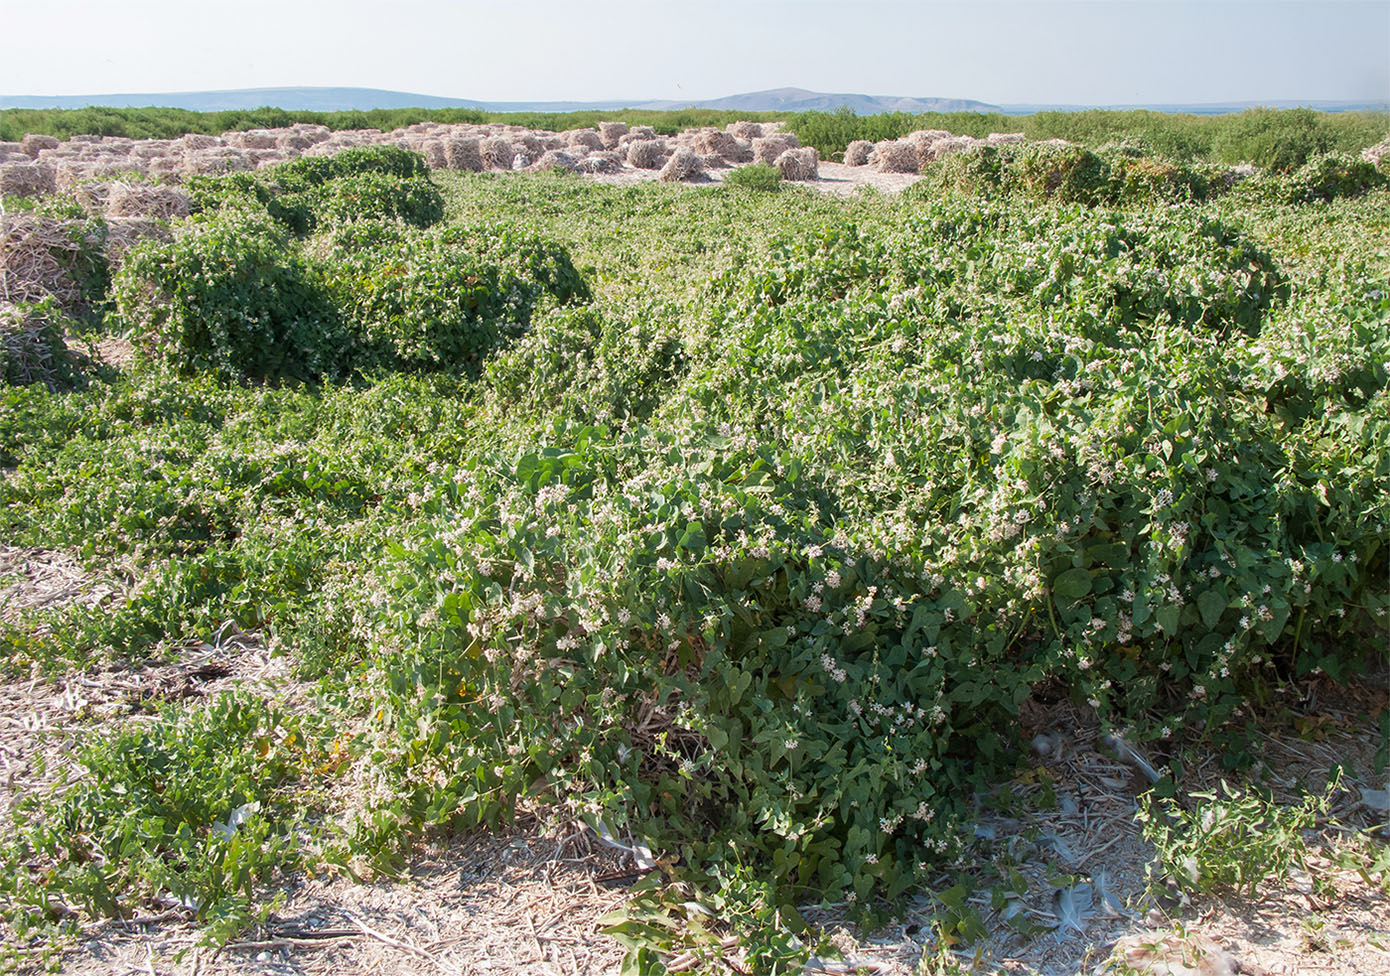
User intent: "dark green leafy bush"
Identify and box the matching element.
[324,197,1383,930]
[306,173,444,229]
[270,145,430,190]
[321,223,589,374]
[485,305,685,422]
[724,163,784,192]
[925,144,1221,206]
[188,149,442,237]
[185,171,273,216]
[110,211,351,381]
[1285,152,1387,203]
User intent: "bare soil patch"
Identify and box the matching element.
[583,160,921,196]
[57,828,631,976]
[0,546,125,631]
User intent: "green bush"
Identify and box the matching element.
[485,305,685,422]
[724,163,783,192]
[111,211,351,382]
[1009,144,1114,204]
[189,156,443,237]
[1285,152,1387,203]
[307,173,444,229]
[924,144,1218,206]
[269,145,430,190]
[1106,153,1218,204]
[323,223,589,374]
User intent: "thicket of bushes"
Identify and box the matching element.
[344,196,1385,924]
[113,149,587,381]
[1,144,1385,965]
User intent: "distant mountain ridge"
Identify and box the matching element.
[0,85,998,114]
[635,87,998,114]
[0,86,1380,115]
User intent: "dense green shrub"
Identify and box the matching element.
[485,305,685,422]
[110,211,350,381]
[925,144,1221,206]
[307,173,444,229]
[323,197,1382,931]
[188,152,443,236]
[268,145,430,189]
[1209,107,1331,171]
[1009,144,1114,204]
[321,223,589,373]
[724,163,783,192]
[1106,153,1219,203]
[1284,152,1387,203]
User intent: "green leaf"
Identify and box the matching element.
[1196,589,1226,629]
[1053,568,1093,601]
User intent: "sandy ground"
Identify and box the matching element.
[582,160,923,197]
[1,565,1386,974]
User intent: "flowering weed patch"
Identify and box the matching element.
[0,169,1386,969]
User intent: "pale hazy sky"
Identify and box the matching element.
[2,0,1386,106]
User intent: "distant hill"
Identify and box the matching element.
[0,86,1380,116]
[0,88,493,113]
[0,85,997,115]
[635,87,999,114]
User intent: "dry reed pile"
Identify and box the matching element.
[565,129,603,150]
[183,149,251,175]
[0,162,56,198]
[987,132,1026,145]
[872,140,920,173]
[598,122,628,148]
[534,150,579,172]
[277,133,314,152]
[659,147,705,182]
[752,134,799,166]
[0,215,87,306]
[105,183,191,221]
[690,129,744,162]
[576,151,624,174]
[481,137,515,171]
[728,121,764,139]
[843,140,875,166]
[775,146,819,181]
[444,138,484,171]
[926,135,979,160]
[21,134,60,156]
[626,139,668,170]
